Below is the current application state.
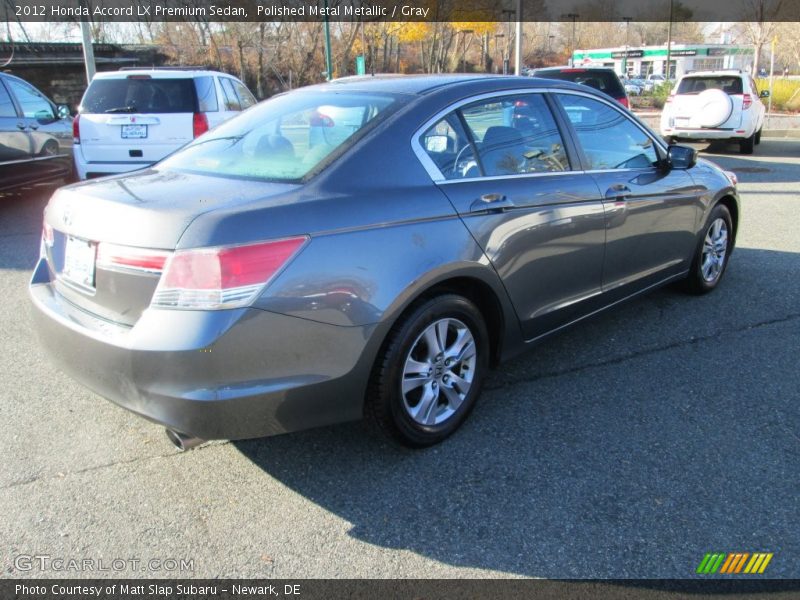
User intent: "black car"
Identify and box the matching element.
[0,73,73,192]
[531,67,630,108]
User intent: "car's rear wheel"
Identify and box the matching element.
[684,204,733,294]
[755,128,762,145]
[366,294,489,448]
[739,132,755,154]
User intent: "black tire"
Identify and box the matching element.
[755,128,762,145]
[366,294,489,448]
[739,132,755,154]
[684,204,734,295]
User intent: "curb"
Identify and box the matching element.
[761,129,800,138]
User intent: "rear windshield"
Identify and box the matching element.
[533,69,625,98]
[158,90,404,182]
[81,77,197,114]
[677,76,743,95]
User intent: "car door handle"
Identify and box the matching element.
[16,123,26,130]
[28,123,39,130]
[605,185,632,200]
[469,193,515,213]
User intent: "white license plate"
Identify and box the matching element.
[63,236,96,289]
[121,124,147,139]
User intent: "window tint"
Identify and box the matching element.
[194,77,218,112]
[7,79,54,120]
[460,94,569,176]
[232,80,257,109]
[219,78,241,111]
[556,94,659,170]
[81,78,196,113]
[420,115,477,180]
[159,91,402,182]
[677,76,743,95]
[0,82,17,117]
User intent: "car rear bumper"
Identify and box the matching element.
[29,258,372,440]
[73,150,155,180]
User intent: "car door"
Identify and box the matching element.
[553,92,699,295]
[0,78,37,189]
[5,77,71,181]
[416,91,607,341]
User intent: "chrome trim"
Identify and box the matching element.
[410,86,668,184]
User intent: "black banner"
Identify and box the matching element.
[4,0,800,22]
[4,579,800,600]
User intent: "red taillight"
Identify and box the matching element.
[742,94,752,109]
[153,237,308,309]
[618,97,629,108]
[309,111,334,127]
[193,112,209,138]
[96,243,170,273]
[72,114,80,144]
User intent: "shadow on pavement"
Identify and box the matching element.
[234,246,800,579]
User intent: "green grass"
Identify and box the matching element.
[755,78,800,112]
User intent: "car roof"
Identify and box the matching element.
[93,69,234,80]
[533,66,616,73]
[299,73,600,98]
[681,70,745,78]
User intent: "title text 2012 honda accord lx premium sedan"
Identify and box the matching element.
[30,75,739,450]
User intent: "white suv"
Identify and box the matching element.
[661,70,768,154]
[73,68,257,179]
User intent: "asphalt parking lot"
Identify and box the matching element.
[1,140,798,580]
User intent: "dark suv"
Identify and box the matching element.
[531,67,630,108]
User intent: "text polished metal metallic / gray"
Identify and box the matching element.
[30,74,740,448]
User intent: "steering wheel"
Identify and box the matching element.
[451,143,476,178]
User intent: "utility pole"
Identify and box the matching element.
[564,13,580,66]
[665,0,674,80]
[323,0,333,80]
[79,19,96,84]
[622,17,633,77]
[514,0,522,75]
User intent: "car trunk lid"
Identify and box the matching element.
[43,169,299,325]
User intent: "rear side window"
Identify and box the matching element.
[535,69,625,99]
[232,80,257,109]
[0,82,17,117]
[677,77,743,95]
[194,77,218,112]
[219,78,241,111]
[81,78,197,114]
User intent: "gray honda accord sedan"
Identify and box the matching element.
[30,75,739,449]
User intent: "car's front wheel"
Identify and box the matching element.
[684,204,734,294]
[367,294,489,447]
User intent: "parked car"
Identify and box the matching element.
[661,70,768,154]
[623,78,643,96]
[531,66,630,108]
[0,72,73,192]
[31,75,739,450]
[73,68,257,180]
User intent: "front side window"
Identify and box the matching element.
[556,94,659,170]
[7,79,54,121]
[233,80,257,109]
[159,91,403,182]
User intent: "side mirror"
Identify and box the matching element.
[666,145,697,170]
[759,90,770,98]
[57,104,70,119]
[424,134,449,153]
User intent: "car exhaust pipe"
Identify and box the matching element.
[165,429,205,451]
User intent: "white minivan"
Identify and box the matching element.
[73,68,256,179]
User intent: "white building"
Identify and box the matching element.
[572,43,754,79]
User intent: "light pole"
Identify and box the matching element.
[564,13,580,66]
[514,0,522,75]
[665,0,674,80]
[622,17,633,77]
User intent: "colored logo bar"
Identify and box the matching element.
[696,552,773,574]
